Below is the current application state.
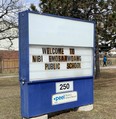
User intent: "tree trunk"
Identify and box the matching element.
[95,40,100,79]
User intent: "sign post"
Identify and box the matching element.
[19,10,94,118]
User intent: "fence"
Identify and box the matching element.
[0,58,18,73]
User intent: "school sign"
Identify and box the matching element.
[19,10,94,118]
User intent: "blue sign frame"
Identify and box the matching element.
[19,10,95,118]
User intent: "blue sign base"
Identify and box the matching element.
[21,77,93,118]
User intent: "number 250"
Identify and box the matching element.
[60,83,70,90]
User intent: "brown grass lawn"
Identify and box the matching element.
[0,69,116,119]
[0,77,20,119]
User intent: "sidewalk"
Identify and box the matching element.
[0,75,18,79]
[100,65,116,69]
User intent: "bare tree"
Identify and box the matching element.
[0,0,23,49]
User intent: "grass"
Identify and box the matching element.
[0,69,116,119]
[0,77,20,119]
[0,73,18,76]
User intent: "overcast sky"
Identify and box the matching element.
[24,0,39,4]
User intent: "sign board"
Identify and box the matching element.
[19,10,94,118]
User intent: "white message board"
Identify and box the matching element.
[28,13,94,81]
[29,13,94,47]
[29,46,93,81]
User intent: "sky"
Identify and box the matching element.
[24,0,39,5]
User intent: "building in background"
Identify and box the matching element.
[0,50,18,73]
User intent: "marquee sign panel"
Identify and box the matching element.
[28,13,94,47]
[29,46,93,81]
